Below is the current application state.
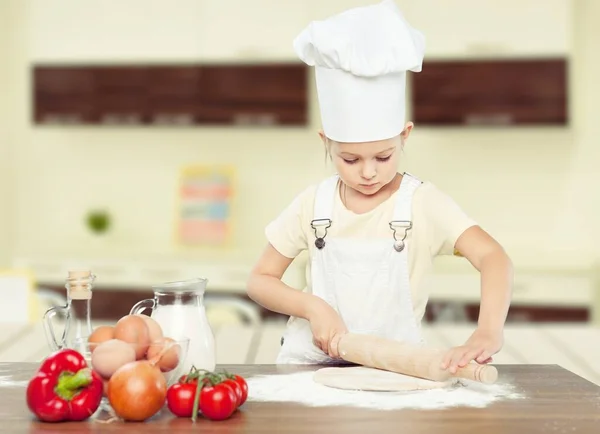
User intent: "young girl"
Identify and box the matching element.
[246,0,513,375]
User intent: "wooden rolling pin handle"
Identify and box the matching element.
[428,350,499,384]
[447,362,498,384]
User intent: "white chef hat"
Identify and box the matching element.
[293,0,425,143]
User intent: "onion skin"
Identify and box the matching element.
[106,360,167,421]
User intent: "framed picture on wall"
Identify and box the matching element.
[175,165,236,246]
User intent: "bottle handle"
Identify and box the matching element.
[43,305,69,352]
[130,298,156,316]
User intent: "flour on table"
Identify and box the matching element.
[246,371,523,410]
[313,366,456,391]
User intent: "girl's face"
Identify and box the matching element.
[321,123,413,196]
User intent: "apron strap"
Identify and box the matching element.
[311,175,339,249]
[389,172,422,252]
[310,173,422,251]
[313,175,339,221]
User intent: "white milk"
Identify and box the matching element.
[150,304,216,373]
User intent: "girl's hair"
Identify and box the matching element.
[324,136,333,162]
[323,133,405,162]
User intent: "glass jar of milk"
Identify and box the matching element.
[130,278,215,372]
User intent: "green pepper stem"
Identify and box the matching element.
[55,368,93,401]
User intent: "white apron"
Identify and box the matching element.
[276,172,425,364]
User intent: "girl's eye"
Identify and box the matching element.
[341,155,391,164]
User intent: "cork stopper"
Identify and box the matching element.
[66,270,95,300]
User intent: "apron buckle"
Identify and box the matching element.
[389,220,412,252]
[311,219,332,250]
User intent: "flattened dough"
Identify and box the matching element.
[313,366,456,391]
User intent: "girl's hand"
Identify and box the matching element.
[440,328,504,374]
[306,297,348,358]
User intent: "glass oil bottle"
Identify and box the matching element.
[43,270,96,352]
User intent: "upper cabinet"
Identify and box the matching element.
[410,59,568,126]
[196,64,308,125]
[402,0,571,59]
[32,64,309,126]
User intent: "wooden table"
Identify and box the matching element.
[2,363,600,433]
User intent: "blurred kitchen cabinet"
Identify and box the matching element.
[32,63,309,126]
[504,306,589,323]
[402,0,571,59]
[40,285,269,322]
[411,59,568,126]
[196,64,308,125]
[33,67,96,124]
[29,0,203,62]
[94,67,148,125]
[197,0,310,61]
[425,270,592,323]
[146,67,201,125]
[424,302,589,323]
[38,282,592,323]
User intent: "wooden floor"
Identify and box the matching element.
[2,320,599,386]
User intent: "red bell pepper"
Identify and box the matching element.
[26,348,103,422]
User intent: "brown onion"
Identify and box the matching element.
[107,359,166,421]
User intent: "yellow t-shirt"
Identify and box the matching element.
[265,175,478,323]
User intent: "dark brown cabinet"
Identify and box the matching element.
[94,67,149,125]
[32,63,309,126]
[197,65,308,126]
[33,67,96,124]
[410,58,568,126]
[147,66,201,125]
[423,301,589,323]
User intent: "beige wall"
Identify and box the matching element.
[3,1,600,272]
[0,1,16,267]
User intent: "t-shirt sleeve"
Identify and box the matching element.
[417,182,478,256]
[264,185,315,259]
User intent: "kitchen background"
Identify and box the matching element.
[0,0,599,379]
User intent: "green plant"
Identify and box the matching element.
[86,210,111,234]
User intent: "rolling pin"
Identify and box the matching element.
[336,333,498,384]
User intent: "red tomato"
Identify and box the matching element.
[178,375,201,384]
[166,383,197,417]
[229,375,248,406]
[178,375,193,384]
[199,382,237,421]
[222,379,243,408]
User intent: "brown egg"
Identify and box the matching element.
[146,337,180,372]
[113,315,150,359]
[91,339,136,379]
[88,325,115,352]
[134,314,163,343]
